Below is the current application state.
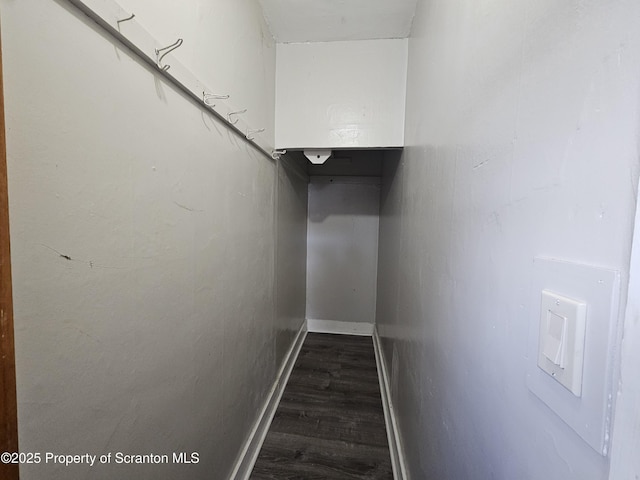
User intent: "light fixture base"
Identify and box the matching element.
[304,149,332,164]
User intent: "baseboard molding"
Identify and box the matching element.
[306,319,374,336]
[372,327,409,480]
[228,321,307,480]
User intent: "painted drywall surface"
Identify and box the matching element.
[258,0,418,43]
[1,0,305,478]
[608,175,640,479]
[376,1,640,479]
[275,156,309,367]
[275,39,408,149]
[307,176,380,326]
[115,0,276,146]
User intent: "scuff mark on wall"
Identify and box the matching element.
[40,244,75,262]
[39,244,123,270]
[72,326,102,344]
[473,160,490,170]
[173,201,203,213]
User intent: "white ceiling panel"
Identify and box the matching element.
[258,0,418,43]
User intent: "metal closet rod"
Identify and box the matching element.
[66,0,278,162]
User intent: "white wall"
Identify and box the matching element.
[275,155,309,365]
[376,1,640,479]
[1,0,306,478]
[307,177,380,326]
[609,175,640,479]
[275,39,408,149]
[259,0,417,43]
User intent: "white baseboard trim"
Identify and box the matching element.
[228,321,307,480]
[306,319,374,336]
[372,327,409,480]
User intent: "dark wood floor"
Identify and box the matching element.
[250,333,393,480]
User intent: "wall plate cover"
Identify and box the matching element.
[527,257,621,456]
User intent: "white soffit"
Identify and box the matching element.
[258,0,418,43]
